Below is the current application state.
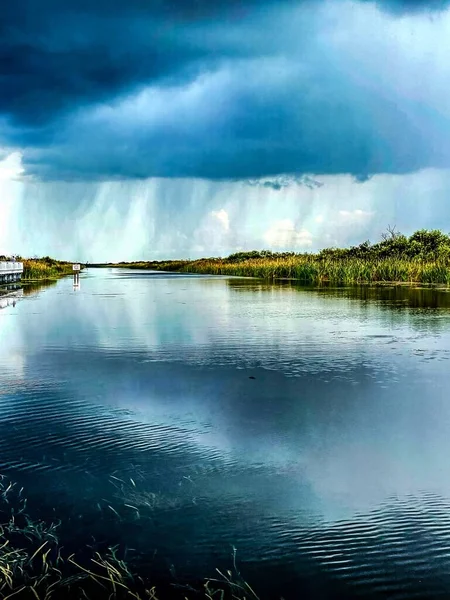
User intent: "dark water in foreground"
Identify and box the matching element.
[2,270,450,598]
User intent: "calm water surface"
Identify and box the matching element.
[2,269,450,598]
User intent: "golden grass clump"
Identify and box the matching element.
[22,258,76,282]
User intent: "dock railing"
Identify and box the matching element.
[0,262,24,273]
[0,261,24,283]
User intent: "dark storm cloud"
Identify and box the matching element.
[1,0,450,179]
[369,0,450,10]
[1,0,291,126]
[1,0,446,124]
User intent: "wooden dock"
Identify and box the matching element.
[0,261,24,284]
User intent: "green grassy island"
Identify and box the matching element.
[104,229,450,286]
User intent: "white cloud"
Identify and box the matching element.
[210,208,230,231]
[338,209,374,224]
[264,219,313,248]
[0,152,25,256]
[0,152,24,180]
[192,208,232,255]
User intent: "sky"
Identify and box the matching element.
[1,0,450,261]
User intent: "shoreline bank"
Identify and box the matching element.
[90,229,450,285]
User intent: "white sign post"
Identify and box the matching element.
[73,263,81,288]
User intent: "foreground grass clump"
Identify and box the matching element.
[106,229,450,285]
[0,476,138,599]
[0,475,259,600]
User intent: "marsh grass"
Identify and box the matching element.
[11,229,450,284]
[0,476,260,600]
[105,229,450,285]
[22,258,76,282]
[109,256,450,285]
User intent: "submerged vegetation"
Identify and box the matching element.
[0,476,259,600]
[107,229,450,285]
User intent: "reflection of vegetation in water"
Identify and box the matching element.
[223,279,450,343]
[22,280,58,295]
[0,285,23,297]
[0,476,259,600]
[0,282,59,312]
[226,278,450,310]
[106,229,450,284]
[314,283,450,310]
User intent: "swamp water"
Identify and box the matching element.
[1,269,450,598]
